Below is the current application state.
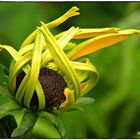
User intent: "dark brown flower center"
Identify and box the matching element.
[16,67,66,110]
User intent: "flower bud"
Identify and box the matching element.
[16,67,67,110]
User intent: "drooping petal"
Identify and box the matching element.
[9,52,32,90]
[71,58,99,96]
[55,27,120,40]
[74,27,120,39]
[21,6,80,48]
[58,88,75,111]
[24,31,45,110]
[68,29,140,60]
[41,26,79,66]
[0,45,19,61]
[39,22,81,101]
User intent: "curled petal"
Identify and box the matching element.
[21,6,80,48]
[39,22,81,100]
[9,52,32,90]
[24,31,45,110]
[58,88,75,111]
[71,58,99,96]
[41,26,80,66]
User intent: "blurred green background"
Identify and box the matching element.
[0,2,140,138]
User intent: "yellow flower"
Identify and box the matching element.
[0,6,140,138]
[0,6,99,112]
[0,6,140,112]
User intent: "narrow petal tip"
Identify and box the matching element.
[70,6,79,13]
[67,6,80,17]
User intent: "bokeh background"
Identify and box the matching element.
[0,2,140,138]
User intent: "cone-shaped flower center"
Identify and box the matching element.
[16,68,66,109]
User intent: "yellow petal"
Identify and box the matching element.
[21,6,80,48]
[74,27,120,39]
[9,52,32,90]
[39,22,81,100]
[69,29,140,60]
[71,58,99,96]
[24,31,45,110]
[58,88,75,111]
[69,33,128,60]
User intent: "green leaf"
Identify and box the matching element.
[0,64,9,86]
[31,117,61,138]
[65,97,95,113]
[76,97,95,105]
[38,111,65,138]
[0,85,14,100]
[0,101,21,120]
[11,111,37,138]
[55,116,65,138]
[67,106,84,112]
[0,115,17,138]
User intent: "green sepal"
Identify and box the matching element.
[0,64,9,86]
[0,85,14,99]
[38,111,65,138]
[11,111,37,138]
[0,101,21,120]
[0,115,17,138]
[67,106,84,112]
[54,116,65,138]
[76,97,95,105]
[66,97,95,112]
